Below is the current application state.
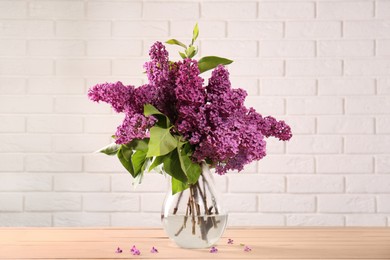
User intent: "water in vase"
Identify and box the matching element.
[162,214,228,248]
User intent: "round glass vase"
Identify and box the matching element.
[161,163,228,249]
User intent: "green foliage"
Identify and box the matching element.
[148,155,166,172]
[179,143,201,184]
[166,23,200,60]
[103,127,203,193]
[163,148,188,183]
[144,104,170,128]
[146,126,177,157]
[192,23,199,45]
[171,176,188,195]
[116,141,150,179]
[198,56,233,73]
[117,146,135,177]
[185,46,196,59]
[103,103,202,193]
[97,142,120,155]
[179,52,187,59]
[165,39,186,49]
[131,150,148,176]
[144,103,164,117]
[125,138,149,152]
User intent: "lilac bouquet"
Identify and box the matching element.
[88,25,292,194]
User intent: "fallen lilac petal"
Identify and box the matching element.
[115,247,123,253]
[210,246,218,253]
[244,245,252,252]
[130,245,138,253]
[132,249,141,256]
[227,238,234,244]
[150,246,158,253]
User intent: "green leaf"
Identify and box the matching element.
[165,39,187,49]
[192,23,199,45]
[146,126,177,157]
[144,104,164,117]
[131,150,147,175]
[171,176,188,195]
[185,46,196,59]
[188,48,197,59]
[179,144,201,184]
[148,155,166,172]
[120,145,133,161]
[179,52,187,59]
[198,56,233,74]
[162,148,187,184]
[117,146,135,177]
[97,142,120,156]
[143,104,170,128]
[125,138,149,152]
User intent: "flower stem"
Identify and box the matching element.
[173,173,219,241]
[173,192,183,215]
[189,186,196,235]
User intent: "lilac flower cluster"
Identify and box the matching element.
[144,41,178,120]
[88,81,156,144]
[171,64,291,174]
[88,81,133,113]
[88,41,292,175]
[175,59,206,144]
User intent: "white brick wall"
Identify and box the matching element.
[0,0,389,227]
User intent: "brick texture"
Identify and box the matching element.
[0,0,389,227]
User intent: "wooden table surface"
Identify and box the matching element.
[0,228,389,259]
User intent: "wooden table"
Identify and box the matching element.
[1,228,389,259]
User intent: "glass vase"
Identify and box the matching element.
[161,163,228,249]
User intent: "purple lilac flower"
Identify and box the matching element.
[244,245,252,252]
[88,41,292,174]
[115,114,156,144]
[174,59,206,143]
[150,246,158,253]
[115,247,122,253]
[88,81,158,145]
[206,64,231,96]
[145,42,179,120]
[144,41,170,85]
[209,246,218,253]
[88,81,133,113]
[192,65,274,174]
[130,245,141,255]
[132,84,157,113]
[153,72,178,121]
[227,238,234,244]
[259,116,292,141]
